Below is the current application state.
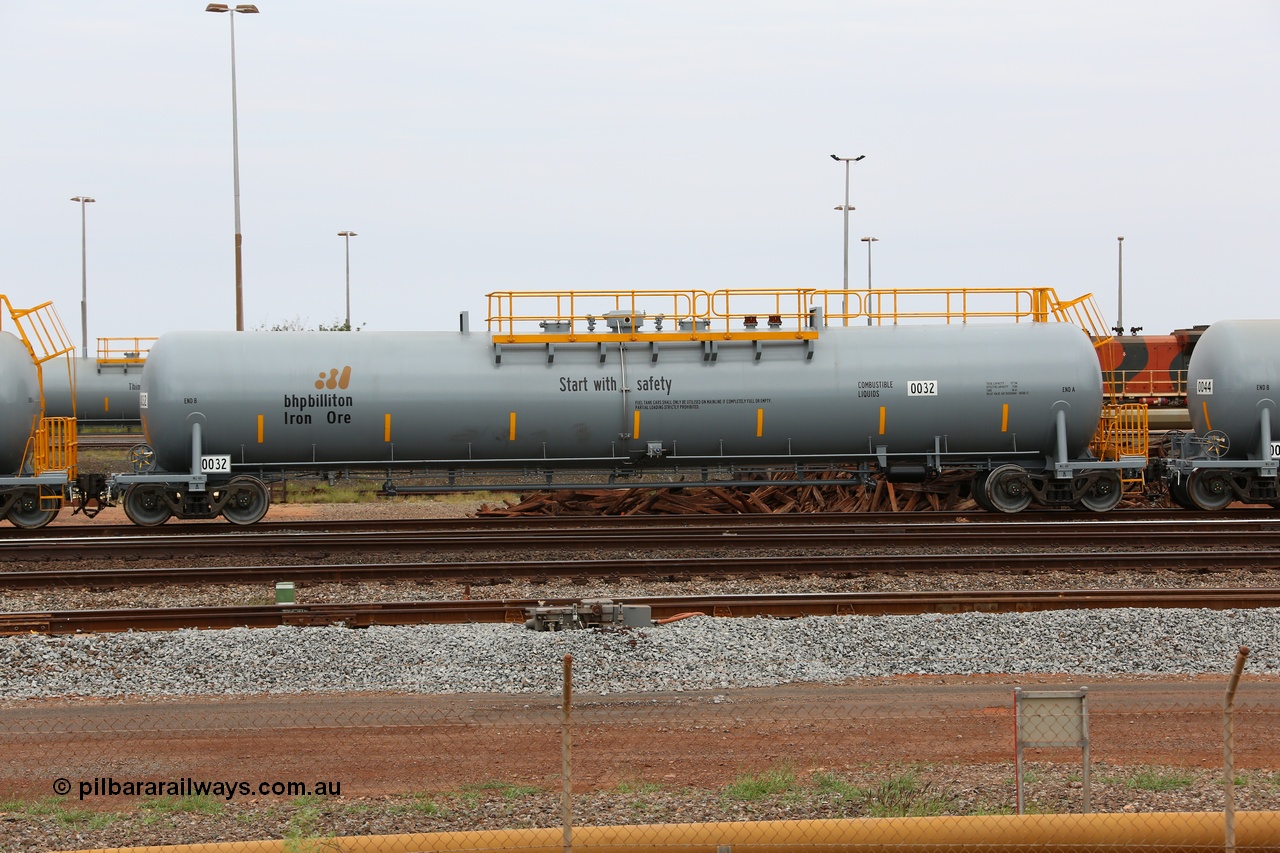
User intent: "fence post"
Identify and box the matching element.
[1224,645,1249,853]
[562,654,573,853]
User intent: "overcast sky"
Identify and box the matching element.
[3,2,1277,345]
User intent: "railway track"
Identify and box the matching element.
[2,547,1278,590]
[8,514,1280,565]
[15,508,1280,538]
[3,588,1277,635]
[75,433,145,449]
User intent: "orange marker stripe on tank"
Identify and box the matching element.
[509,412,517,441]
[256,415,264,443]
[878,406,886,435]
[384,413,392,442]
[756,408,764,437]
[1001,403,1009,432]
[633,410,640,439]
[103,397,109,412]
[1202,401,1212,431]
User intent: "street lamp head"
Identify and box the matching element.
[860,236,878,243]
[338,231,357,237]
[834,206,855,211]
[206,4,258,12]
[830,154,866,163]
[70,196,95,204]
[1117,236,1124,242]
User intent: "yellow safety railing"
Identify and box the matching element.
[487,287,1114,345]
[0,296,76,368]
[0,296,76,412]
[1091,403,1149,487]
[487,288,817,343]
[812,286,1061,326]
[1048,291,1113,343]
[1104,368,1189,401]
[96,336,156,365]
[2,295,79,488]
[32,417,78,480]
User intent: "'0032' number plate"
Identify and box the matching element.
[200,455,231,473]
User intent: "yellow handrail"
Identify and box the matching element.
[486,286,1115,345]
[96,336,156,365]
[2,295,79,486]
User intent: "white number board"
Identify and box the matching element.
[907,380,939,397]
[200,455,231,474]
[1197,378,1213,395]
[1271,442,1280,459]
[139,392,148,409]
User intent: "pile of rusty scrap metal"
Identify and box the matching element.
[475,471,979,516]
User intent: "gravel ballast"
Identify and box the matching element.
[3,608,1277,700]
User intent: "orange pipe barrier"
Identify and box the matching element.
[57,811,1280,853]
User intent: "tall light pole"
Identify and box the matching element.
[70,196,96,358]
[860,236,879,327]
[1116,236,1125,335]
[206,3,259,331]
[338,231,357,330]
[831,154,865,326]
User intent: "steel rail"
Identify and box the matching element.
[14,509,1280,539]
[3,588,1277,635]
[9,517,1280,563]
[2,548,1278,591]
[76,434,144,448]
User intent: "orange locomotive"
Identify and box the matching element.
[1096,328,1204,430]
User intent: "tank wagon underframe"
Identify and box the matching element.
[1163,407,1280,511]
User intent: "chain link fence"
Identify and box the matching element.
[2,658,1278,852]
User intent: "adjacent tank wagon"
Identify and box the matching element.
[0,332,40,474]
[1164,319,1280,509]
[115,319,1131,525]
[41,356,144,423]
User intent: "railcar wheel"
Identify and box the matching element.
[124,485,172,526]
[1187,469,1233,511]
[970,471,996,512]
[1168,476,1196,510]
[1075,471,1123,512]
[984,464,1032,514]
[222,476,270,526]
[6,489,60,529]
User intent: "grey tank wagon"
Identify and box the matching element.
[1163,319,1280,510]
[110,318,1136,525]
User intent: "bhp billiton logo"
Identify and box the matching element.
[316,367,352,390]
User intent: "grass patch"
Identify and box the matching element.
[0,796,120,828]
[722,763,798,802]
[0,796,121,829]
[139,795,224,816]
[404,792,443,815]
[614,779,664,796]
[862,769,952,818]
[282,800,332,853]
[0,796,68,817]
[53,806,119,829]
[1126,768,1195,792]
[451,781,541,807]
[810,771,864,801]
